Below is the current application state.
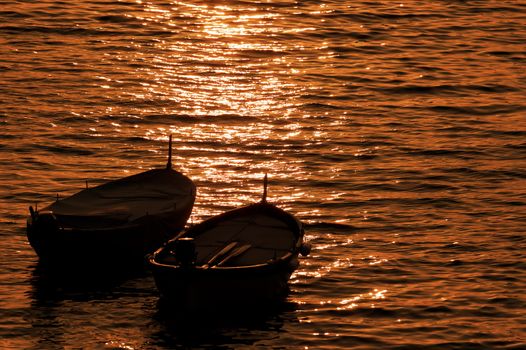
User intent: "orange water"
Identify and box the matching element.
[1,1,525,349]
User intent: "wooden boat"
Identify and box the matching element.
[148,175,311,309]
[27,137,196,267]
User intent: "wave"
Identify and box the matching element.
[304,221,358,231]
[377,84,520,95]
[427,104,526,116]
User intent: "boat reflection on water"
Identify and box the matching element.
[29,261,149,304]
[152,297,298,349]
[28,261,299,349]
[26,263,156,350]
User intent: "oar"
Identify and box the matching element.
[215,244,251,267]
[202,242,238,268]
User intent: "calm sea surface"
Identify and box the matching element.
[1,0,525,349]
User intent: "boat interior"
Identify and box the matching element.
[161,212,298,268]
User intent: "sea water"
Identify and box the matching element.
[1,1,525,349]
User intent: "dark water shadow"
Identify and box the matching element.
[149,298,298,349]
[29,260,152,304]
[25,262,158,350]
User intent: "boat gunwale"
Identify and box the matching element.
[148,249,295,272]
[44,168,195,210]
[32,205,190,233]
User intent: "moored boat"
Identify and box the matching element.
[27,137,196,268]
[148,175,311,309]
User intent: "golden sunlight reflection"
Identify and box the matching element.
[123,1,305,117]
[291,235,355,282]
[104,341,135,350]
[292,256,353,280]
[336,289,387,311]
[365,255,389,266]
[295,288,389,314]
[137,124,326,218]
[64,1,345,226]
[290,227,391,314]
[94,2,319,218]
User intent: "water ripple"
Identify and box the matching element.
[1,0,525,348]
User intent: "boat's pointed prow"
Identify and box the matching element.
[261,173,268,203]
[166,135,173,169]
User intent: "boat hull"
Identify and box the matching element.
[27,206,193,268]
[148,201,306,309]
[150,255,299,309]
[26,168,196,268]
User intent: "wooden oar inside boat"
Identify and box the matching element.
[202,241,238,268]
[215,243,251,267]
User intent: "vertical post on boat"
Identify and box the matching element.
[29,206,36,220]
[166,134,173,169]
[262,173,268,203]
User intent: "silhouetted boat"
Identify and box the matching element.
[27,136,196,268]
[148,175,311,309]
